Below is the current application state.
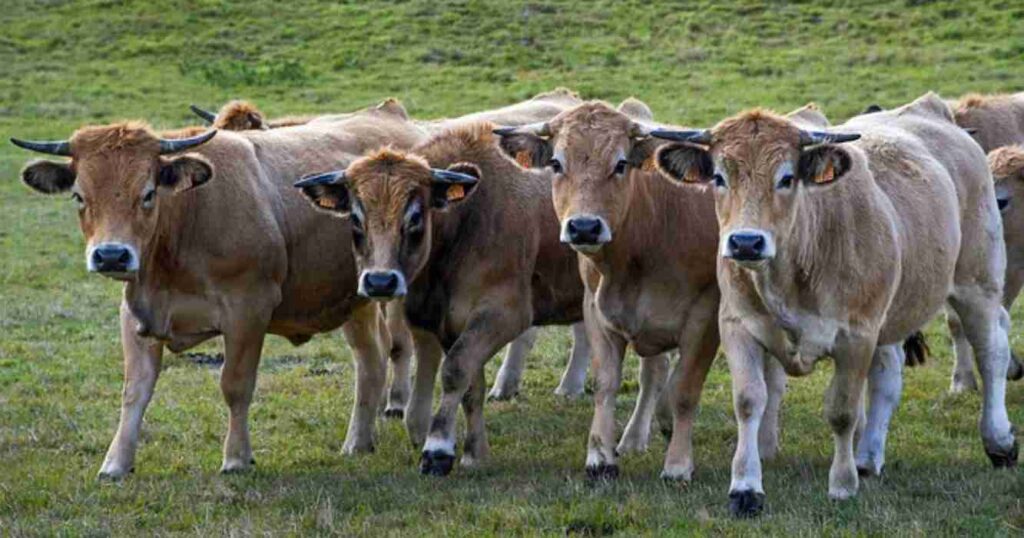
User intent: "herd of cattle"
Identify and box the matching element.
[10,88,1024,517]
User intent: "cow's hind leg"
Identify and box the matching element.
[461,367,490,467]
[662,320,718,482]
[384,302,412,419]
[826,338,873,500]
[488,327,538,401]
[98,301,164,480]
[617,353,669,456]
[405,331,442,447]
[340,302,388,454]
[555,322,590,397]
[758,356,787,461]
[855,344,904,477]
[948,293,1018,467]
[947,309,979,393]
[219,317,270,473]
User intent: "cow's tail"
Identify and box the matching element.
[903,331,930,367]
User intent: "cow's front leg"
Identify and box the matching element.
[616,353,669,456]
[420,309,524,476]
[219,316,270,473]
[488,327,538,401]
[584,296,628,480]
[384,301,413,419]
[341,302,388,454]
[855,344,903,477]
[98,301,164,480]
[723,318,769,518]
[555,322,590,397]
[405,330,442,447]
[826,338,873,500]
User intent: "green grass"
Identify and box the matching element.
[2,0,1024,535]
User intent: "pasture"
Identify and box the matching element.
[1,0,1023,534]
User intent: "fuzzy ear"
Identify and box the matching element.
[21,160,75,194]
[495,132,552,169]
[627,137,664,172]
[654,143,713,184]
[430,163,480,209]
[295,171,352,215]
[159,154,213,193]
[798,145,852,186]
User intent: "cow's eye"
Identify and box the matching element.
[614,159,628,175]
[998,197,1011,212]
[776,173,794,190]
[713,173,727,188]
[71,192,85,209]
[548,158,563,174]
[141,188,156,209]
[406,209,423,232]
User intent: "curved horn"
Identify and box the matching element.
[492,121,551,138]
[158,129,217,155]
[648,129,713,145]
[294,170,346,188]
[430,169,478,184]
[798,130,860,146]
[189,104,218,124]
[10,137,72,156]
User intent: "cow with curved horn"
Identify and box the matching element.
[11,103,426,478]
[652,92,1018,516]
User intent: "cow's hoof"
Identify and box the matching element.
[856,464,883,477]
[487,390,518,402]
[660,464,693,483]
[728,490,765,518]
[585,463,619,481]
[553,385,585,398]
[986,438,1019,468]
[383,408,405,420]
[220,459,255,475]
[420,450,455,476]
[97,466,133,481]
[341,441,375,455]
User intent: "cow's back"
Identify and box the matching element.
[953,92,1024,152]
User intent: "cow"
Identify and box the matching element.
[10,101,426,478]
[651,92,1018,516]
[294,121,671,476]
[191,93,594,401]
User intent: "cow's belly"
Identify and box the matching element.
[596,288,692,357]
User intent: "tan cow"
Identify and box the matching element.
[652,92,1018,516]
[192,92,594,401]
[11,102,426,478]
[295,123,593,476]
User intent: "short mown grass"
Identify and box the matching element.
[1,0,1023,535]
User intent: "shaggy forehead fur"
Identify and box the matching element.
[711,109,801,171]
[347,147,433,223]
[70,121,162,155]
[215,100,265,130]
[988,145,1024,179]
[550,101,637,164]
[415,121,501,166]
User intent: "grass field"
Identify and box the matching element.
[2,0,1024,535]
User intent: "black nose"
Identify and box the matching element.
[566,216,604,244]
[92,244,132,273]
[726,232,767,261]
[362,271,400,297]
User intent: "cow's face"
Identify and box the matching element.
[15,124,215,280]
[296,149,479,300]
[497,103,658,256]
[989,146,1024,244]
[653,111,858,270]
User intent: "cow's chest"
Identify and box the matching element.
[594,277,686,354]
[127,290,221,352]
[754,289,841,362]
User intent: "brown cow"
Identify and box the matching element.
[294,123,588,476]
[652,92,1017,516]
[192,93,594,401]
[11,102,426,478]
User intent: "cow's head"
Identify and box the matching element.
[295,148,479,300]
[989,145,1024,231]
[493,101,660,255]
[191,100,268,131]
[651,110,859,269]
[12,124,216,280]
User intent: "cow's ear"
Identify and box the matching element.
[798,145,852,186]
[496,133,552,169]
[159,154,213,193]
[21,160,75,194]
[296,172,351,216]
[654,143,713,185]
[430,163,480,210]
[627,137,664,172]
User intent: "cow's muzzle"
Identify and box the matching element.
[723,229,775,265]
[87,242,139,280]
[562,214,612,253]
[359,270,407,300]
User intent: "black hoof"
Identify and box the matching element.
[383,408,405,420]
[420,450,455,476]
[585,463,619,481]
[856,464,883,478]
[728,490,765,518]
[987,439,1019,468]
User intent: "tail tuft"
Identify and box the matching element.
[903,331,930,367]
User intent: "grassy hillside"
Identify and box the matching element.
[1,0,1023,535]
